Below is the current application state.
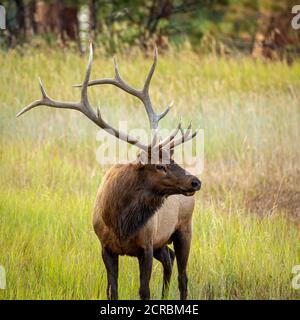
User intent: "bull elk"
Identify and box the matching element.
[17,44,201,300]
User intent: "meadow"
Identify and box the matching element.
[0,46,299,299]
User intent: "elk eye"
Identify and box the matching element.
[156,164,166,172]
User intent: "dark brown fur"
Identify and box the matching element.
[100,164,166,241]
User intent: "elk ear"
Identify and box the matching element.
[136,150,147,167]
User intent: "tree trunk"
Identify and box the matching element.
[141,0,172,50]
[15,0,25,38]
[24,1,36,39]
[89,0,97,40]
[55,0,65,45]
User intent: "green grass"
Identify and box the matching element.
[0,47,300,299]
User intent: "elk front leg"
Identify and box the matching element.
[173,228,192,300]
[154,246,175,299]
[102,247,119,300]
[138,245,153,300]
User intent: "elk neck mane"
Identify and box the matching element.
[101,163,166,241]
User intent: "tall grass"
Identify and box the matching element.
[0,47,299,299]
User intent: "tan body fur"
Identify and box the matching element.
[94,191,194,257]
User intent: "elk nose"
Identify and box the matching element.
[191,178,201,190]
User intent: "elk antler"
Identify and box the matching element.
[16,44,148,151]
[17,43,197,154]
[75,46,197,150]
[73,46,175,145]
[158,122,198,150]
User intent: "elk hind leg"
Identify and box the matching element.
[173,229,192,300]
[154,246,175,299]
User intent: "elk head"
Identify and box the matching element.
[137,162,201,197]
[17,44,201,197]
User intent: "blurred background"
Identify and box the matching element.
[0,0,300,61]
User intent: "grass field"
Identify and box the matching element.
[0,46,300,299]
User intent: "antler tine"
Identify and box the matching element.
[155,120,181,149]
[139,45,159,131]
[157,101,173,121]
[166,122,198,149]
[39,77,47,99]
[81,43,93,104]
[74,58,141,99]
[17,43,148,151]
[74,45,167,132]
[112,56,143,98]
[142,45,157,95]
[170,131,198,149]
[16,77,82,118]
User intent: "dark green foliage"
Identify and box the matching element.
[0,0,299,56]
